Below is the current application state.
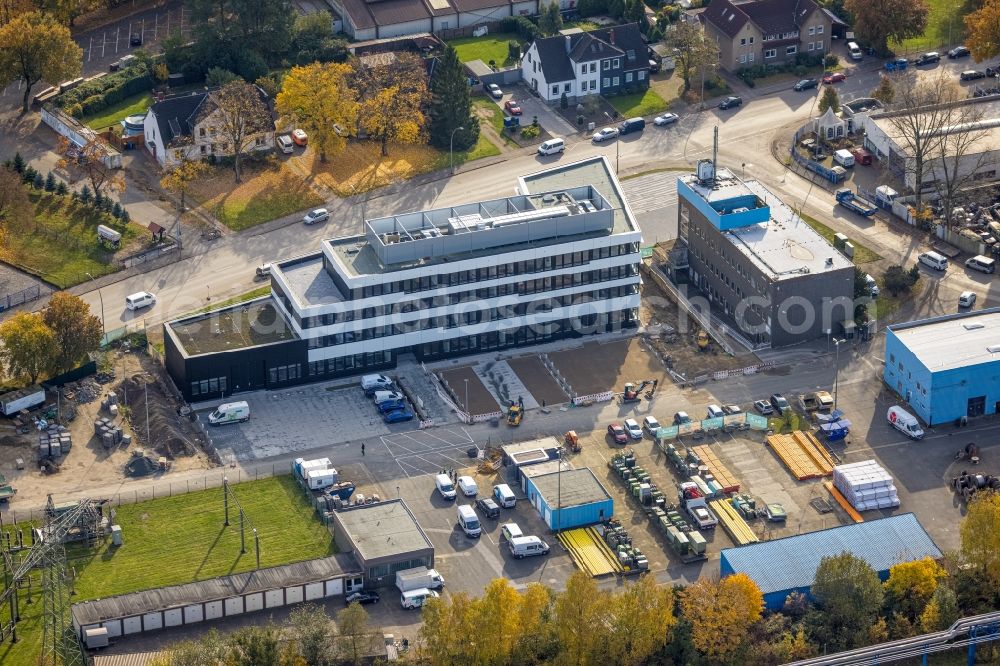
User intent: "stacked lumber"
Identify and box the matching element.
[691,445,741,493]
[766,431,835,480]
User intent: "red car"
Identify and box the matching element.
[504,100,522,115]
[607,423,628,445]
[851,147,873,165]
[822,72,846,84]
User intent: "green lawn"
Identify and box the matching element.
[798,211,883,264]
[562,19,601,31]
[68,475,333,601]
[897,0,966,52]
[81,91,153,131]
[609,88,669,117]
[447,32,522,65]
[0,192,144,288]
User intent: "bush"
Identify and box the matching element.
[59,62,153,117]
[825,53,840,68]
[498,16,539,42]
[883,264,918,296]
[520,124,541,139]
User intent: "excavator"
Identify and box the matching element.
[506,397,524,426]
[622,380,658,403]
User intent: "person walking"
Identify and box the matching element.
[361,443,366,456]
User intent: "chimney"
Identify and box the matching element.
[609,28,615,45]
[565,35,571,54]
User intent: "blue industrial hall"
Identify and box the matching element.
[524,467,614,532]
[885,308,1000,425]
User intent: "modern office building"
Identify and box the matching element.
[164,156,642,401]
[884,308,1000,425]
[674,160,855,348]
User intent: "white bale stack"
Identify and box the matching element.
[832,460,900,511]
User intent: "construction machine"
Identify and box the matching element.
[696,330,711,351]
[622,379,658,402]
[564,430,581,452]
[506,401,523,426]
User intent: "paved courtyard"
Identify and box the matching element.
[380,427,479,478]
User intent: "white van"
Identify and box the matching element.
[435,473,457,500]
[537,138,565,156]
[457,504,481,537]
[400,588,439,609]
[918,251,948,271]
[360,374,393,393]
[509,535,550,559]
[887,405,924,439]
[208,400,250,425]
[965,255,996,274]
[372,390,404,405]
[833,149,855,168]
[847,41,863,60]
[125,291,155,311]
[276,134,294,154]
[500,522,523,541]
[493,483,516,508]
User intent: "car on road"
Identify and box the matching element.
[504,100,522,115]
[592,127,619,142]
[673,411,691,425]
[822,72,847,84]
[125,291,155,311]
[914,51,941,65]
[291,128,308,146]
[793,78,818,91]
[718,96,742,110]
[345,591,380,605]
[642,416,661,434]
[457,476,478,497]
[607,422,628,444]
[884,57,909,71]
[770,393,790,413]
[949,46,971,59]
[488,83,503,99]
[722,404,743,416]
[754,400,774,415]
[961,70,986,81]
[383,408,415,424]
[303,208,330,225]
[476,497,501,519]
[960,291,977,308]
[654,112,679,126]
[129,33,142,46]
[255,263,272,279]
[623,418,643,440]
[377,399,406,414]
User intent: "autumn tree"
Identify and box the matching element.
[0,0,32,26]
[818,85,840,114]
[57,136,125,196]
[209,80,274,183]
[681,573,764,663]
[604,574,676,665]
[420,591,479,664]
[292,11,348,65]
[42,292,102,373]
[473,578,523,665]
[539,0,563,35]
[160,159,210,212]
[884,557,948,622]
[843,0,928,54]
[148,628,230,665]
[353,53,429,157]
[228,624,281,666]
[37,0,100,26]
[871,75,895,105]
[552,571,607,665]
[961,491,1000,588]
[276,63,358,162]
[666,20,719,94]
[287,604,333,666]
[428,46,479,151]
[0,166,31,234]
[920,584,959,632]
[807,552,885,651]
[966,0,1000,62]
[0,312,54,383]
[334,602,380,666]
[0,11,82,112]
[517,583,556,660]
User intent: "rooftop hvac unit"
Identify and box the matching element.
[85,627,109,649]
[696,159,715,183]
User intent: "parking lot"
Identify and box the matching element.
[381,427,479,478]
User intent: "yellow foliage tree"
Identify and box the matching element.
[960,491,1000,588]
[160,159,210,212]
[884,557,947,621]
[353,53,428,157]
[0,10,82,112]
[681,573,764,662]
[920,585,959,632]
[966,0,1000,62]
[419,591,479,664]
[605,574,676,666]
[473,578,524,665]
[276,62,358,163]
[552,571,607,666]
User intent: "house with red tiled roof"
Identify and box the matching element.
[700,0,832,72]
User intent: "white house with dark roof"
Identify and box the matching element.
[521,23,649,103]
[142,88,275,169]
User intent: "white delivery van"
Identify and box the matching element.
[125,291,155,311]
[360,374,393,393]
[435,473,457,500]
[887,405,924,439]
[500,522,523,542]
[493,483,516,508]
[918,251,948,271]
[400,588,439,609]
[965,255,996,274]
[372,390,404,405]
[509,535,550,559]
[847,41,863,60]
[537,138,565,156]
[208,401,250,425]
[833,149,855,168]
[457,504,481,537]
[276,134,294,154]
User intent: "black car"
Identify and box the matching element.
[129,33,142,46]
[345,591,380,605]
[793,78,818,91]
[769,393,790,412]
[949,46,971,59]
[719,96,743,110]
[914,52,941,65]
[987,66,1000,78]
[475,497,501,519]
[961,70,987,81]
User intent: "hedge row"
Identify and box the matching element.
[496,16,540,42]
[59,63,154,118]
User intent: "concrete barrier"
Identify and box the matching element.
[573,391,614,406]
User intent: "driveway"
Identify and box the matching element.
[501,85,577,137]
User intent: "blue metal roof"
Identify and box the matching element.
[719,513,942,595]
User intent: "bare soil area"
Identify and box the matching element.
[506,355,569,407]
[438,366,499,416]
[0,351,212,510]
[548,337,669,398]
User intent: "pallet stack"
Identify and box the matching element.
[38,426,72,459]
[832,460,900,511]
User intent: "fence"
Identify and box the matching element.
[119,242,178,269]
[572,390,614,406]
[639,263,737,356]
[790,126,848,184]
[0,285,41,312]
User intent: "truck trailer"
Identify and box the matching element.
[0,386,45,417]
[835,188,879,217]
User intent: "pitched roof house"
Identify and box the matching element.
[700,0,832,72]
[522,23,650,103]
[332,0,538,41]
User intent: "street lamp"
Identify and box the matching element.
[85,272,106,343]
[603,112,620,174]
[450,126,466,174]
[346,181,368,232]
[464,378,470,424]
[556,446,564,533]
[833,337,846,411]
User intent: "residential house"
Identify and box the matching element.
[143,88,275,170]
[521,23,649,103]
[332,0,537,41]
[700,0,832,72]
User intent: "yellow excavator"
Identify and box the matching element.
[696,330,711,351]
[507,398,524,426]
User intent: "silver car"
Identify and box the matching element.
[592,127,619,142]
[303,208,330,225]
